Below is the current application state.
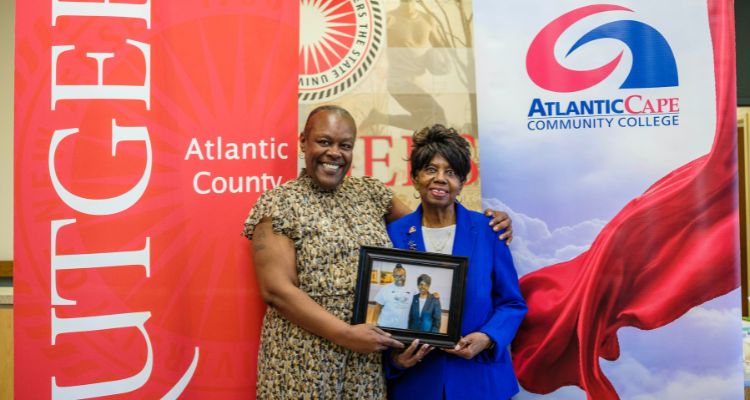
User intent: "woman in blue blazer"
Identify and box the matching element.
[385,125,527,400]
[408,274,442,333]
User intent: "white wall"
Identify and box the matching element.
[0,0,14,260]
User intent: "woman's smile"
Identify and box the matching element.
[415,154,463,210]
[301,110,356,190]
[428,188,449,199]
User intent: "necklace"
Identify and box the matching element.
[430,238,449,253]
[423,225,456,254]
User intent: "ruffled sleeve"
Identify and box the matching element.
[241,187,297,241]
[359,175,394,218]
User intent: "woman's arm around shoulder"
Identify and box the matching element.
[386,196,413,223]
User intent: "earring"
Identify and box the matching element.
[413,191,420,199]
[298,152,304,159]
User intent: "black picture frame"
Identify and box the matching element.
[352,246,468,348]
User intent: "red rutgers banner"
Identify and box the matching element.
[14,1,298,398]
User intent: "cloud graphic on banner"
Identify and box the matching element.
[484,196,741,399]
[511,287,742,400]
[602,351,742,400]
[482,197,605,276]
[527,4,678,92]
[613,301,743,373]
[516,386,585,400]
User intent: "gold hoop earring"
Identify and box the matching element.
[298,152,304,159]
[413,191,420,200]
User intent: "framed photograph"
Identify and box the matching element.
[352,246,468,348]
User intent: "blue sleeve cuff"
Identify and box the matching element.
[477,330,501,363]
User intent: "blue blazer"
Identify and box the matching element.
[408,293,441,333]
[385,203,527,400]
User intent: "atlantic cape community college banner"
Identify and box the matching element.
[475,1,742,399]
[14,1,297,398]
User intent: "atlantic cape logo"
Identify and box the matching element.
[525,4,680,132]
[299,0,384,103]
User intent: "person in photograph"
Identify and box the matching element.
[371,264,415,329]
[385,124,528,400]
[242,106,514,399]
[408,274,442,333]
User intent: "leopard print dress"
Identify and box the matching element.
[243,171,393,400]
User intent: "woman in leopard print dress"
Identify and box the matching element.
[243,106,512,399]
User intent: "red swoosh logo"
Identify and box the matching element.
[527,4,632,92]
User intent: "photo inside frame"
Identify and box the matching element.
[366,260,454,334]
[353,246,468,348]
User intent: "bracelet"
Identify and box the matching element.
[484,333,495,350]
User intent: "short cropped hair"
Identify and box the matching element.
[417,274,432,287]
[302,105,356,137]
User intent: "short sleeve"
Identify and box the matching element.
[359,175,394,217]
[374,285,386,305]
[241,188,297,241]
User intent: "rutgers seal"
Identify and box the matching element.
[299,0,384,103]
